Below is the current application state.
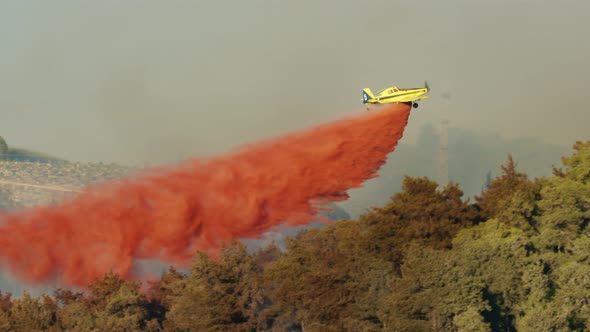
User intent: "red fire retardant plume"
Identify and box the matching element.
[0,104,411,287]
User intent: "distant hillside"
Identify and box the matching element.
[0,159,136,210]
[0,136,64,163]
[242,202,350,251]
[1,147,66,163]
[342,123,569,217]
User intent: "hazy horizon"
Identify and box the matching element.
[1,1,588,166]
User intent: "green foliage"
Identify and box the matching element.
[535,144,590,252]
[9,292,57,332]
[0,291,12,313]
[453,307,491,332]
[166,241,265,331]
[558,141,590,184]
[0,310,10,332]
[145,266,185,327]
[361,177,479,269]
[58,302,95,331]
[0,291,15,331]
[95,282,150,332]
[84,271,126,313]
[266,220,391,330]
[535,176,590,252]
[493,180,542,232]
[385,220,527,331]
[481,156,543,234]
[384,244,467,331]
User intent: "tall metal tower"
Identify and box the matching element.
[438,92,450,188]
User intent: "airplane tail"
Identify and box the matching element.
[362,88,375,104]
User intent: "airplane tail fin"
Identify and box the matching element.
[362,88,375,104]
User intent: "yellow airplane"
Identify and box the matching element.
[362,81,430,111]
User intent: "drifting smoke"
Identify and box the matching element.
[0,104,411,287]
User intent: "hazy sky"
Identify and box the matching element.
[1,1,589,165]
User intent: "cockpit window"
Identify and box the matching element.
[382,87,399,94]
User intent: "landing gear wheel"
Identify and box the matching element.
[413,102,419,108]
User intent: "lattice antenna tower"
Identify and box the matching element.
[438,92,450,188]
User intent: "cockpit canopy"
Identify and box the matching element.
[378,86,400,95]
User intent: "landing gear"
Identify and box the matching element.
[412,102,419,109]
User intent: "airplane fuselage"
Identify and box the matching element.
[366,88,428,105]
[362,83,430,110]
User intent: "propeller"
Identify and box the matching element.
[424,81,430,91]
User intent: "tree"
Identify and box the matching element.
[453,307,491,332]
[475,154,534,220]
[54,288,83,307]
[58,301,96,331]
[0,291,12,313]
[166,241,266,331]
[557,141,590,184]
[360,176,479,269]
[84,271,126,313]
[9,292,58,332]
[79,272,154,331]
[94,282,151,332]
[145,266,185,327]
[0,310,10,332]
[535,142,590,252]
[254,241,282,268]
[384,220,533,331]
[266,220,391,331]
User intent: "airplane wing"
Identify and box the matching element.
[397,95,429,102]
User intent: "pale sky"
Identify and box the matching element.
[1,0,589,166]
